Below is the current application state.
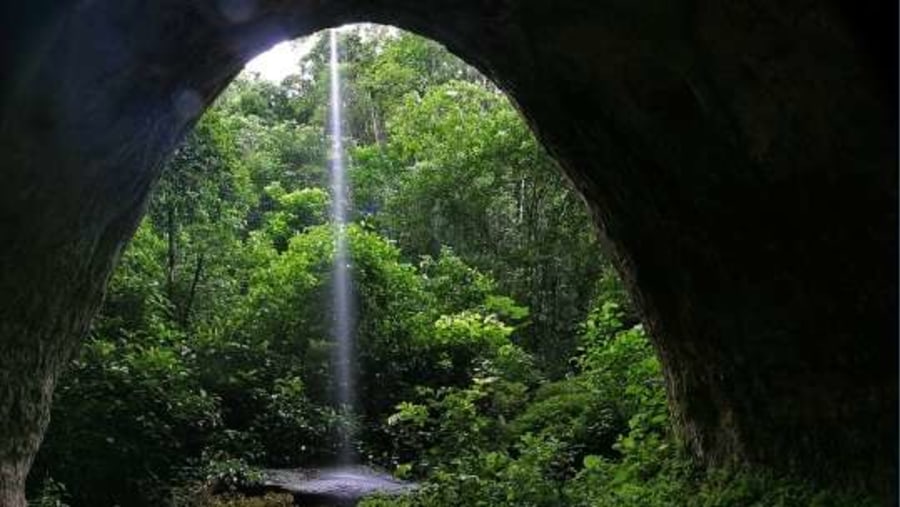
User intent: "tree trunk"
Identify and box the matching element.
[181,253,205,327]
[166,201,178,303]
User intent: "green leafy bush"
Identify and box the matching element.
[33,333,222,506]
[28,477,70,507]
[185,492,294,507]
[510,379,622,465]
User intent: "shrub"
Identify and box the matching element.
[28,477,70,507]
[510,378,623,469]
[186,492,294,507]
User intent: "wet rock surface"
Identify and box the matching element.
[262,466,415,506]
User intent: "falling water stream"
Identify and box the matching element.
[328,27,356,466]
[259,29,415,504]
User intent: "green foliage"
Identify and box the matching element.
[510,379,623,465]
[580,306,667,433]
[35,331,221,505]
[566,450,879,507]
[429,313,511,364]
[351,74,603,375]
[210,494,294,507]
[29,477,70,507]
[183,492,294,507]
[260,184,329,250]
[195,454,264,494]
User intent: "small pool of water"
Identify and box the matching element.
[262,466,416,506]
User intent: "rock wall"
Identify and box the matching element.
[0,1,895,504]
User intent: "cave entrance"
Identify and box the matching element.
[0,3,895,505]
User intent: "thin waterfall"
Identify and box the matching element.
[328,27,356,465]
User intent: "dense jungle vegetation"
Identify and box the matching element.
[27,27,876,507]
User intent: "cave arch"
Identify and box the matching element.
[0,1,896,504]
